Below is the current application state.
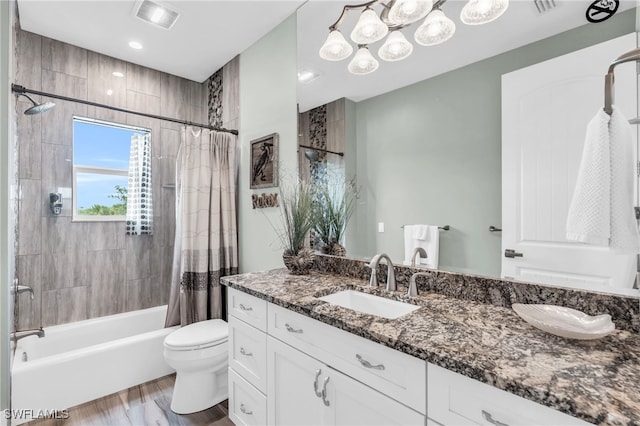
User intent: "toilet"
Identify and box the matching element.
[163,319,229,414]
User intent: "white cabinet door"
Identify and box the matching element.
[502,33,638,293]
[267,336,330,426]
[329,365,424,426]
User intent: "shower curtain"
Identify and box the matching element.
[165,127,238,327]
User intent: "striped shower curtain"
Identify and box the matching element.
[165,127,238,327]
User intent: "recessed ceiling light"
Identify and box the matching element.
[134,0,180,30]
[298,69,320,84]
[112,71,124,78]
[129,41,143,50]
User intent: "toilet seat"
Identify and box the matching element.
[164,319,228,351]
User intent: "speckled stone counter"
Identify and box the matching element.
[221,269,640,426]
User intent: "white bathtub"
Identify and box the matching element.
[11,305,179,423]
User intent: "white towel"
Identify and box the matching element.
[412,225,429,241]
[403,225,439,269]
[566,106,640,253]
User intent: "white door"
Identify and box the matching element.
[267,336,330,426]
[502,33,637,293]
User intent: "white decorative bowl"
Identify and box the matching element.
[512,304,615,340]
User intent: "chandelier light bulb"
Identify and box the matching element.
[414,9,456,46]
[460,0,509,25]
[348,46,379,75]
[319,30,354,61]
[387,0,433,25]
[350,8,389,44]
[378,31,413,62]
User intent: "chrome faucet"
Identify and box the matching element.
[11,284,35,299]
[410,247,427,267]
[367,253,396,291]
[10,328,45,342]
[408,272,432,297]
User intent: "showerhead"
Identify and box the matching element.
[20,93,55,115]
[304,150,320,162]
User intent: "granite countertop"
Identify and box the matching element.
[221,269,640,426]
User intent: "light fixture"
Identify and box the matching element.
[106,89,114,96]
[319,30,353,61]
[112,71,124,78]
[460,0,509,25]
[133,0,180,30]
[414,9,456,46]
[378,31,413,61]
[348,46,379,75]
[128,41,143,50]
[319,0,509,75]
[350,8,389,44]
[387,0,433,25]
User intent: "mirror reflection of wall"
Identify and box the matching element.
[297,2,639,297]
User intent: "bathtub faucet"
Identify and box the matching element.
[11,284,35,300]
[10,328,45,342]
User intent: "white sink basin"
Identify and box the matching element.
[318,290,420,319]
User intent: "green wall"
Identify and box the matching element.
[352,10,636,276]
[238,14,298,273]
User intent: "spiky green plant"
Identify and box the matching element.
[278,179,315,255]
[312,176,357,248]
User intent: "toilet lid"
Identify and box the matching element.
[164,319,228,350]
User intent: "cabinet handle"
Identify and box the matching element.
[356,354,385,370]
[239,347,252,356]
[313,369,323,397]
[239,303,253,311]
[240,403,253,415]
[321,376,330,407]
[482,410,509,426]
[285,323,303,333]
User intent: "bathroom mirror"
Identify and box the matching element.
[297,0,640,297]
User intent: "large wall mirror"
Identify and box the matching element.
[297,0,640,297]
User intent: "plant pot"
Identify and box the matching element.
[321,243,346,257]
[282,248,315,275]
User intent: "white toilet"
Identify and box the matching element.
[163,319,229,414]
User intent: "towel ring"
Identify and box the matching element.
[604,47,640,115]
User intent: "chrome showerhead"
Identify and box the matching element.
[21,94,55,115]
[304,150,320,162]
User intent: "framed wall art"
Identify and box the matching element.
[250,133,278,189]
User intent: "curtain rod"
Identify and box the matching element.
[299,144,344,157]
[11,84,239,136]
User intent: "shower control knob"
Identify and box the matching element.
[504,249,524,258]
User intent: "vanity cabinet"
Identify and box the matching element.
[427,363,590,426]
[267,335,424,426]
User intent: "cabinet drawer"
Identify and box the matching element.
[228,368,267,426]
[228,287,267,331]
[229,315,267,393]
[268,303,426,414]
[427,363,590,426]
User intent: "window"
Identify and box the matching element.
[72,117,150,221]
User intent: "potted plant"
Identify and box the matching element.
[277,179,316,274]
[312,176,357,256]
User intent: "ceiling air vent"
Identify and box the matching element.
[534,0,557,14]
[134,0,180,30]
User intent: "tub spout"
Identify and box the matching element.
[11,328,44,342]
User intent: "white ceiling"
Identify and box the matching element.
[17,0,636,112]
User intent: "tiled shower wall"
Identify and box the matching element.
[13,28,208,329]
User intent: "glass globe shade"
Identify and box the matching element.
[378,31,413,62]
[348,46,379,75]
[319,30,354,61]
[387,0,433,25]
[414,10,456,46]
[460,0,509,25]
[350,8,389,44]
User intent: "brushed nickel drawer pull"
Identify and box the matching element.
[356,354,385,370]
[239,347,252,356]
[313,369,322,397]
[321,376,330,407]
[482,410,509,426]
[240,403,253,415]
[239,303,253,311]
[285,323,303,333]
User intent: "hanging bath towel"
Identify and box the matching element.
[566,106,640,253]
